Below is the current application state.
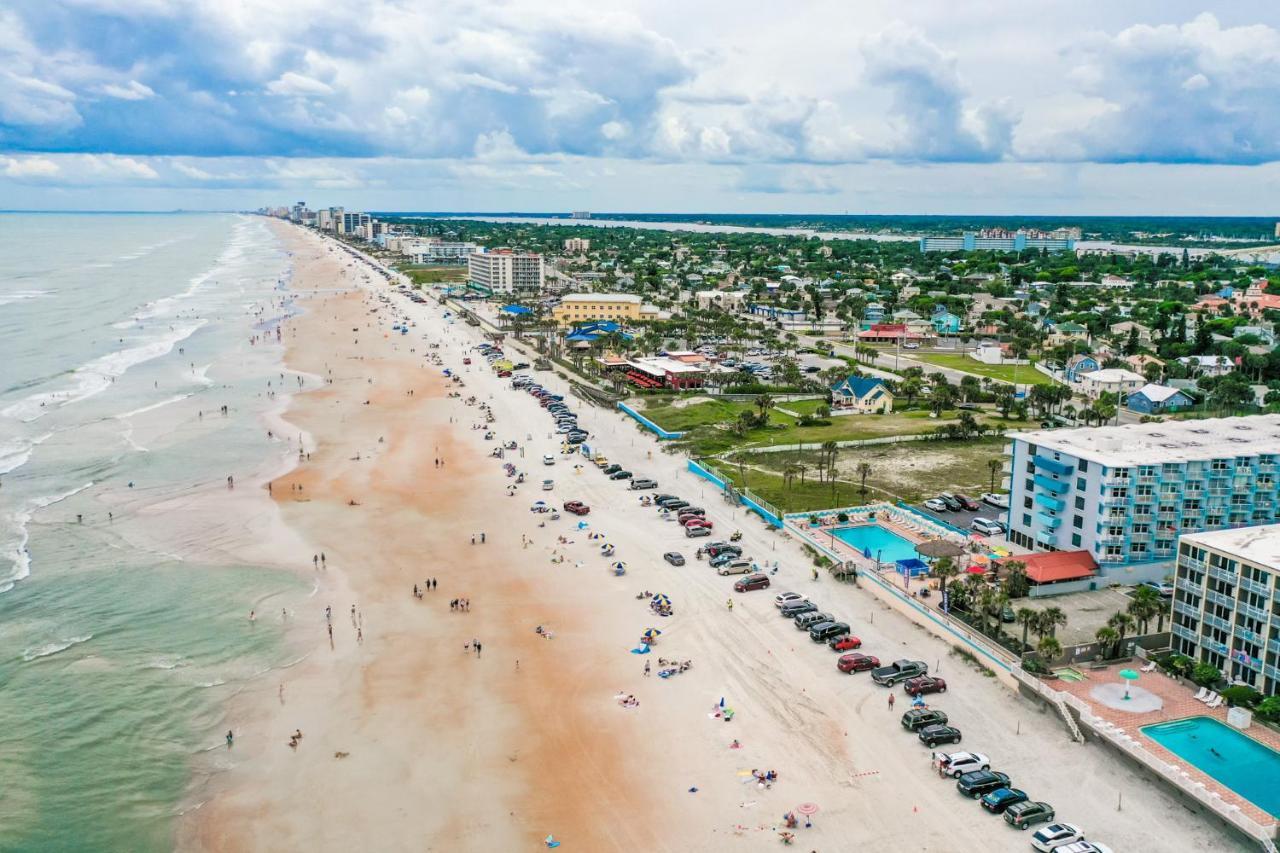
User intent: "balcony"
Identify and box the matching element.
[1173,599,1200,618]
[1033,474,1069,495]
[1098,533,1125,545]
[1100,494,1130,508]
[1203,613,1232,632]
[1269,636,1280,656]
[1241,577,1272,596]
[1033,455,1074,476]
[1202,637,1229,655]
[1103,476,1129,487]
[1266,664,1280,682]
[1258,463,1275,473]
[1234,626,1262,646]
[1036,512,1063,529]
[1206,590,1236,609]
[1175,575,1201,594]
[1237,601,1268,622]
[1172,623,1197,642]
[1207,565,1237,585]
[1036,530,1059,547]
[1034,493,1065,513]
[1181,556,1206,572]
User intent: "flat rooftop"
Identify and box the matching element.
[1182,524,1280,572]
[1010,414,1280,467]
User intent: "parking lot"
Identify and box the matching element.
[909,500,1006,535]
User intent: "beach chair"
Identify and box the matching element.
[1206,695,1223,709]
[1140,661,1157,672]
[1193,687,1209,702]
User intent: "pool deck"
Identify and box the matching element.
[1055,666,1280,830]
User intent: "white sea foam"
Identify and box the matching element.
[21,633,93,662]
[0,431,53,476]
[2,482,94,592]
[1,320,207,422]
[143,655,189,671]
[0,289,52,307]
[115,393,193,421]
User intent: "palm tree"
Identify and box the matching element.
[1036,635,1063,663]
[1095,626,1120,660]
[821,441,839,484]
[1016,607,1038,650]
[1127,586,1162,634]
[933,557,960,606]
[856,462,873,497]
[754,393,774,420]
[1107,611,1135,657]
[987,458,1003,494]
[1039,607,1067,639]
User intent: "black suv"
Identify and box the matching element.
[955,770,1011,800]
[900,708,948,732]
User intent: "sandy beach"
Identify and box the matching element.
[181,222,1248,853]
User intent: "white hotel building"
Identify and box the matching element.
[1004,416,1280,574]
[1173,525,1280,694]
[467,250,545,295]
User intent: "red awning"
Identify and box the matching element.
[995,551,1097,584]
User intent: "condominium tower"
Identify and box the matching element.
[1173,525,1280,694]
[1004,415,1280,572]
[467,250,545,294]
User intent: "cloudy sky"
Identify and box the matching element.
[2,0,1279,214]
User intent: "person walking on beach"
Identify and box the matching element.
[475,641,482,657]
[888,692,895,710]
[226,730,234,748]
[313,554,319,568]
[644,661,650,677]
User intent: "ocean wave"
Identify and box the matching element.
[0,432,53,476]
[1,320,207,422]
[21,633,93,662]
[0,289,52,307]
[143,655,189,671]
[1,482,94,592]
[114,393,193,421]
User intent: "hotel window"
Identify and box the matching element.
[1073,515,1083,529]
[1077,477,1086,490]
[1075,496,1085,510]
[1071,533,1082,547]
[1078,460,1088,472]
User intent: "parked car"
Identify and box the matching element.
[923,498,949,512]
[954,494,980,511]
[663,552,685,566]
[1052,844,1112,853]
[681,517,712,530]
[794,612,834,630]
[779,600,817,617]
[918,724,963,748]
[904,675,948,696]
[562,501,590,515]
[676,507,706,517]
[630,479,658,490]
[717,560,753,575]
[542,454,556,466]
[829,635,862,651]
[938,493,964,511]
[981,787,1029,814]
[660,500,690,512]
[872,659,928,686]
[932,751,990,778]
[709,551,742,567]
[773,592,808,608]
[652,494,679,504]
[734,573,770,592]
[609,470,633,480]
[809,621,850,642]
[1029,819,1080,845]
[1004,800,1056,830]
[837,652,880,673]
[685,526,712,538]
[1030,824,1085,852]
[981,492,1010,509]
[541,479,554,491]
[602,464,622,475]
[1140,580,1175,598]
[955,769,1011,799]
[971,518,1005,536]
[900,708,948,732]
[704,543,741,558]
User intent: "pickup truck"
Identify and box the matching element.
[871,659,928,686]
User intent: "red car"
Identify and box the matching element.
[733,573,770,592]
[563,501,590,516]
[904,675,947,696]
[463,358,472,365]
[829,635,863,651]
[682,518,712,529]
[837,653,880,673]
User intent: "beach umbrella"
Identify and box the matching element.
[651,594,671,606]
[1119,668,1140,700]
[795,803,819,816]
[642,628,662,640]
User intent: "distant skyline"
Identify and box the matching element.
[2,1,1279,214]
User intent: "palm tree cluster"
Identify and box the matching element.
[1094,586,1167,659]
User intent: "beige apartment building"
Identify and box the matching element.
[551,293,651,327]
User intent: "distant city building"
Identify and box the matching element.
[1173,525,1280,694]
[563,238,591,253]
[1004,415,1280,572]
[695,290,746,312]
[551,293,645,327]
[401,238,480,264]
[467,250,544,295]
[920,229,1076,253]
[570,211,592,219]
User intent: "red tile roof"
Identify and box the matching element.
[996,551,1097,584]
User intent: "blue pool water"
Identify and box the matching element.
[830,524,918,563]
[1142,716,1280,817]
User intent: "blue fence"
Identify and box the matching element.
[687,459,728,489]
[740,494,783,529]
[686,461,783,528]
[617,402,684,440]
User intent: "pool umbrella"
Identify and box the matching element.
[915,539,965,561]
[1118,668,1140,700]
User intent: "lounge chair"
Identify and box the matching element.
[1206,696,1223,709]
[1140,661,1157,672]
[1193,687,1209,702]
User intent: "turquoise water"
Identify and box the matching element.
[1142,716,1280,817]
[0,213,310,851]
[831,524,919,563]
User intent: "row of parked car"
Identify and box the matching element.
[510,371,589,446]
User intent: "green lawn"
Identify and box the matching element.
[642,397,1007,457]
[908,353,1053,386]
[400,266,468,285]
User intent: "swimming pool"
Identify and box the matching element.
[1053,667,1087,682]
[1142,716,1280,817]
[830,524,919,564]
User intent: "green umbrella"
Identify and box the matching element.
[1118,668,1140,700]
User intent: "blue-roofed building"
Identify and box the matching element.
[563,321,633,344]
[829,376,893,414]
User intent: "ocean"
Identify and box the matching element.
[0,213,309,851]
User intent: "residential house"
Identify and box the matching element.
[1126,384,1194,414]
[829,376,894,414]
[1109,320,1152,346]
[931,307,963,335]
[1178,355,1234,377]
[1078,368,1145,399]
[1046,322,1090,347]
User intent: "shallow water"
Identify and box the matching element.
[0,213,308,851]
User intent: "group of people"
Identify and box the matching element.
[412,578,438,598]
[450,598,471,611]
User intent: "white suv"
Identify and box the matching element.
[542,454,555,466]
[970,518,1004,536]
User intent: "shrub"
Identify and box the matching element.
[836,512,849,523]
[808,514,820,525]
[1257,696,1280,722]
[1221,686,1262,708]
[1191,662,1222,687]
[1159,653,1195,678]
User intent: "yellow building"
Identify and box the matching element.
[552,293,646,327]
